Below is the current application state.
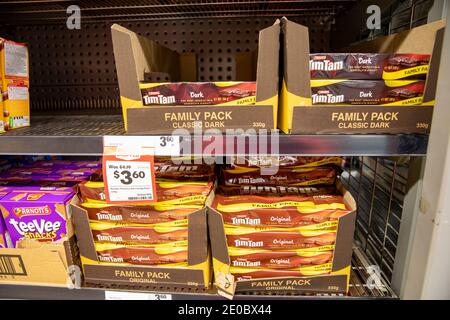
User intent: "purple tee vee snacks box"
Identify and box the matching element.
[0,188,9,248]
[0,188,76,247]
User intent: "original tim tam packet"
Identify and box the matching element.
[213,193,350,228]
[154,161,215,181]
[79,180,213,203]
[228,247,334,269]
[217,185,337,197]
[310,53,430,80]
[140,81,256,106]
[0,187,76,247]
[95,242,188,265]
[230,263,332,280]
[222,166,336,186]
[310,79,425,105]
[80,202,202,224]
[229,156,344,168]
[225,227,337,250]
[90,221,188,245]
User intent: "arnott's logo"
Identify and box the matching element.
[14,205,52,216]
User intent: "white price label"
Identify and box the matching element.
[104,160,155,202]
[104,136,180,156]
[105,291,172,300]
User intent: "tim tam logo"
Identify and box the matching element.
[14,205,52,216]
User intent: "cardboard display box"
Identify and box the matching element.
[72,204,212,291]
[208,182,356,299]
[279,18,445,134]
[111,20,280,134]
[0,236,79,287]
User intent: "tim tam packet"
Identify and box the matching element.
[229,156,344,169]
[310,53,430,80]
[0,187,75,247]
[225,228,337,250]
[140,81,256,106]
[228,247,334,269]
[311,79,425,105]
[222,166,336,186]
[94,242,188,265]
[79,180,213,204]
[231,263,332,280]
[80,202,202,224]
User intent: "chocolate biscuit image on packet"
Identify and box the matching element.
[90,221,188,245]
[228,247,334,269]
[95,242,188,265]
[222,166,336,186]
[79,181,212,204]
[231,263,333,280]
[80,202,201,224]
[225,228,337,250]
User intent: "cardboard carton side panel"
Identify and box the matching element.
[126,104,275,134]
[290,105,433,134]
[0,247,69,286]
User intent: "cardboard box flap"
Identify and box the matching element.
[423,28,445,103]
[207,207,230,265]
[72,205,98,261]
[256,19,281,102]
[188,209,208,265]
[281,16,311,98]
[111,24,196,102]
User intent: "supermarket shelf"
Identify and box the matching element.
[0,247,396,300]
[0,0,356,23]
[0,115,428,156]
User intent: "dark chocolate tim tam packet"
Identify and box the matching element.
[310,79,425,105]
[139,81,256,106]
[222,166,336,186]
[310,53,430,80]
[95,242,188,265]
[228,247,334,269]
[230,263,332,280]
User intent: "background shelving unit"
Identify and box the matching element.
[0,0,447,300]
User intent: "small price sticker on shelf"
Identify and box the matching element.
[102,138,157,204]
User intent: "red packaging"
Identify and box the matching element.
[90,222,188,245]
[230,156,343,168]
[228,247,333,269]
[80,202,201,224]
[230,263,332,280]
[140,81,256,106]
[95,243,188,265]
[79,180,213,203]
[222,166,336,186]
[225,228,337,250]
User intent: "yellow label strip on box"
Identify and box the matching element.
[89,220,188,230]
[224,220,338,232]
[230,262,333,275]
